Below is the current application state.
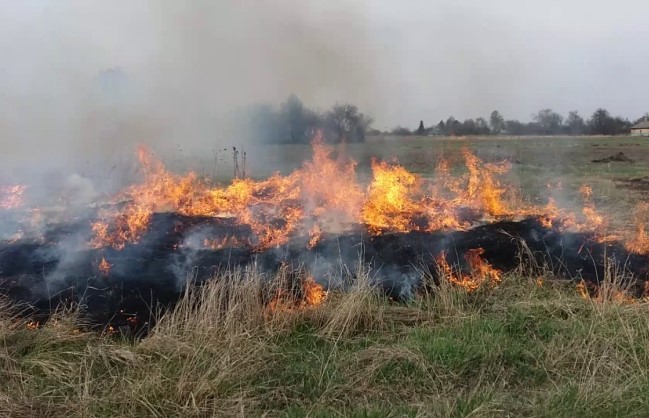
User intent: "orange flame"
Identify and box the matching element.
[626,203,649,254]
[98,257,112,277]
[303,277,326,306]
[267,276,327,314]
[0,185,26,210]
[87,140,619,253]
[436,248,501,292]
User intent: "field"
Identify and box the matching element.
[3,136,649,417]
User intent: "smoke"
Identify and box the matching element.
[0,1,382,183]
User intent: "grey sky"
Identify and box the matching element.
[1,0,648,156]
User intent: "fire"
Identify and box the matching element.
[579,185,605,231]
[461,149,511,216]
[576,280,636,304]
[267,276,327,314]
[362,160,422,234]
[87,137,626,254]
[0,185,26,210]
[436,248,501,292]
[202,236,249,250]
[303,277,326,306]
[26,320,40,330]
[98,257,112,277]
[626,203,649,254]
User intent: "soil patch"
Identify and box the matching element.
[615,176,649,191]
[592,152,634,163]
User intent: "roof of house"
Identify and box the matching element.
[632,121,649,129]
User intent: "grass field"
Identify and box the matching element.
[4,267,649,417]
[4,136,649,417]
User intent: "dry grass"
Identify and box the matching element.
[2,260,649,417]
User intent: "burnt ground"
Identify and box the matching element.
[1,212,648,334]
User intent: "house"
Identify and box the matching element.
[631,121,649,136]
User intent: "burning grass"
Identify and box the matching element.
[4,136,649,415]
[3,264,649,417]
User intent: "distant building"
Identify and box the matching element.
[631,121,649,136]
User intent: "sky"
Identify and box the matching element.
[0,0,648,157]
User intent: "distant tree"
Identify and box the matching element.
[490,110,505,134]
[436,120,446,135]
[445,116,461,135]
[458,119,477,136]
[391,126,412,136]
[505,119,525,136]
[588,108,614,135]
[475,117,491,135]
[566,111,586,135]
[324,103,373,143]
[416,120,425,135]
[634,113,649,125]
[533,109,563,135]
[612,117,632,135]
[279,95,322,143]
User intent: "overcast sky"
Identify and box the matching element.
[1,0,648,153]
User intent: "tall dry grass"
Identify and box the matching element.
[1,256,649,416]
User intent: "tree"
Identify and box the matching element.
[475,117,491,135]
[416,120,425,135]
[445,116,460,136]
[505,120,525,135]
[588,108,614,135]
[391,126,412,136]
[323,103,373,143]
[533,108,563,135]
[634,113,649,125]
[490,110,505,134]
[436,120,445,135]
[458,119,477,136]
[279,95,318,143]
[566,111,586,135]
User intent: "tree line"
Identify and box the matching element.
[244,96,648,144]
[399,109,649,137]
[245,95,373,144]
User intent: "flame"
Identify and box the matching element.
[576,281,590,300]
[98,257,112,277]
[577,279,636,304]
[0,185,26,209]
[86,138,624,254]
[362,160,422,234]
[202,236,249,250]
[303,277,326,306]
[461,149,511,216]
[436,248,501,292]
[626,203,649,254]
[26,320,39,330]
[267,276,327,314]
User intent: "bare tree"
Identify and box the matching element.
[490,110,505,134]
[324,104,373,143]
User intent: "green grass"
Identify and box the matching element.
[3,270,649,417]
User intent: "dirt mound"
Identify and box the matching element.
[592,152,634,163]
[615,177,649,192]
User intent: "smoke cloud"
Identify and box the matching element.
[2,0,648,184]
[0,1,381,178]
